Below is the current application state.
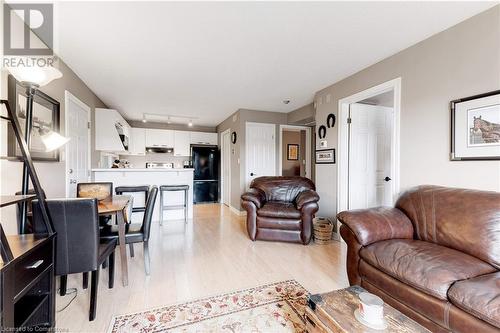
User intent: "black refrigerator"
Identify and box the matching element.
[191,145,220,203]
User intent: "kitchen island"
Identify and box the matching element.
[92,168,194,222]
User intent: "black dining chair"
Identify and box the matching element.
[100,186,158,275]
[32,198,117,321]
[114,185,150,258]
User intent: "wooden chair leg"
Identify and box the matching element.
[144,241,151,275]
[83,272,89,289]
[129,243,134,257]
[60,275,67,296]
[89,269,99,321]
[108,251,115,289]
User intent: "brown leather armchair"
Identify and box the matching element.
[241,176,319,244]
[337,185,500,333]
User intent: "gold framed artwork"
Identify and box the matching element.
[287,144,299,160]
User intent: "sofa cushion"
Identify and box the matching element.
[257,201,301,219]
[360,239,496,300]
[448,272,500,328]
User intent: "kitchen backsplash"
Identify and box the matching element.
[120,154,190,169]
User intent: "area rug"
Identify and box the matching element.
[108,280,309,333]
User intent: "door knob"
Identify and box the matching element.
[250,172,257,176]
[384,176,392,182]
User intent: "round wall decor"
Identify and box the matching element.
[318,125,327,139]
[231,131,237,144]
[327,113,336,128]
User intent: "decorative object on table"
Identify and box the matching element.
[112,159,131,168]
[7,75,63,162]
[312,217,333,244]
[451,90,500,160]
[354,292,387,330]
[108,280,308,333]
[77,182,113,201]
[315,149,335,164]
[305,286,429,333]
[287,143,299,160]
[326,113,336,128]
[231,131,237,144]
[318,125,326,139]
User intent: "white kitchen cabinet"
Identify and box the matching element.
[145,129,174,147]
[127,128,146,155]
[174,131,191,156]
[189,132,218,145]
[95,108,130,152]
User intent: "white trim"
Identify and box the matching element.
[245,122,276,190]
[220,128,231,206]
[278,125,312,179]
[337,77,401,218]
[64,90,92,197]
[230,205,247,216]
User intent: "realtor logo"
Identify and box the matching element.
[3,3,53,55]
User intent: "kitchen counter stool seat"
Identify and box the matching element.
[159,185,189,225]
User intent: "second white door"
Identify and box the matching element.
[246,122,276,189]
[348,103,393,209]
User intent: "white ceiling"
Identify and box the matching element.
[54,1,495,126]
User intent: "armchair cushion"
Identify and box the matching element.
[295,189,320,210]
[241,188,266,208]
[257,202,301,219]
[337,207,414,246]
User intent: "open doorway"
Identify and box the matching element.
[279,125,312,179]
[338,78,401,213]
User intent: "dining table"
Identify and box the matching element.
[97,195,130,286]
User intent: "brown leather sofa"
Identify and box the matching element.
[337,185,500,333]
[241,176,319,244]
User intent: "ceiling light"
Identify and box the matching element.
[167,116,171,124]
[142,116,147,123]
[283,100,290,105]
[188,120,193,127]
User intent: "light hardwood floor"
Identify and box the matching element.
[56,204,349,332]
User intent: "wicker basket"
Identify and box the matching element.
[313,217,333,244]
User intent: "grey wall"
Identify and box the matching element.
[314,5,500,222]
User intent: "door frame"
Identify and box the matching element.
[220,128,231,206]
[337,77,401,214]
[64,90,91,197]
[278,125,312,178]
[245,122,276,189]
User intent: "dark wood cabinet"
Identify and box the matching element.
[1,234,56,330]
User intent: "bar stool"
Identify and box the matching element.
[159,185,189,225]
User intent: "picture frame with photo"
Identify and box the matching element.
[316,149,335,164]
[7,75,61,162]
[287,144,299,160]
[451,90,500,161]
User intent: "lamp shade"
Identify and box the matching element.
[40,130,70,152]
[6,65,62,87]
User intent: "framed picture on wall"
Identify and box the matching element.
[7,75,61,161]
[287,144,299,160]
[316,149,335,164]
[451,90,500,160]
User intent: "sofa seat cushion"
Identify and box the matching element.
[448,272,500,328]
[257,201,301,219]
[360,240,496,300]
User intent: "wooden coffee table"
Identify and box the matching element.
[305,286,430,333]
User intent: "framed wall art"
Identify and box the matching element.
[451,90,500,160]
[7,75,61,161]
[287,144,299,160]
[315,149,335,164]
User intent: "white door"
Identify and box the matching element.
[221,130,231,206]
[348,103,393,209]
[246,122,276,189]
[65,92,91,197]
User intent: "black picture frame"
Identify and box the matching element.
[287,144,299,160]
[7,75,61,162]
[450,90,500,161]
[315,149,335,164]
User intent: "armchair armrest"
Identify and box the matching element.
[241,188,266,208]
[295,190,320,210]
[337,207,414,246]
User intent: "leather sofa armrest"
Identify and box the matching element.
[295,190,320,210]
[337,207,414,246]
[241,188,266,209]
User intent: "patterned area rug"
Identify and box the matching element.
[108,280,309,333]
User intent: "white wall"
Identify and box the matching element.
[314,5,500,222]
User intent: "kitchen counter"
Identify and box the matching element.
[91,168,193,172]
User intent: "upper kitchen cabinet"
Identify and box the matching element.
[95,108,130,152]
[128,128,146,155]
[145,129,174,147]
[174,131,191,156]
[190,132,218,145]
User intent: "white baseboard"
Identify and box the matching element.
[229,205,247,216]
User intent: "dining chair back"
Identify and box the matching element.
[115,185,150,213]
[142,186,158,241]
